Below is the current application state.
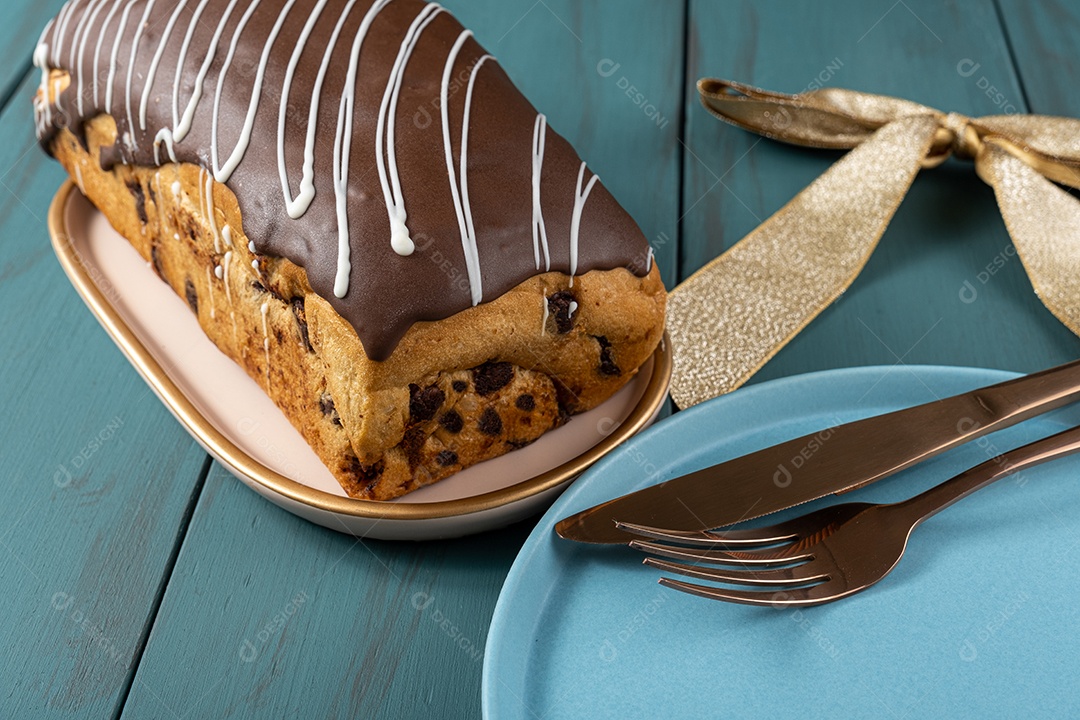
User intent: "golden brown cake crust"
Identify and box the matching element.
[47,82,666,499]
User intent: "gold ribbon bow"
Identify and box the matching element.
[668,78,1080,409]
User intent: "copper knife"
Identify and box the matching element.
[556,360,1080,544]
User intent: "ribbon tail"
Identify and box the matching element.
[667,115,940,409]
[978,140,1080,338]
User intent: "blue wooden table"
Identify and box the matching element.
[2,1,1078,717]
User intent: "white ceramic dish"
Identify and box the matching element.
[49,181,671,540]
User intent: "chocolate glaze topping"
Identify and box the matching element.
[34,0,652,360]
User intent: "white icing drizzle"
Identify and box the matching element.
[222,249,238,340]
[91,0,125,108]
[248,240,256,253]
[214,264,223,279]
[541,295,549,335]
[458,53,492,295]
[154,127,178,165]
[212,0,297,183]
[278,0,356,219]
[68,0,101,73]
[73,0,111,117]
[36,0,602,323]
[569,161,600,279]
[171,181,181,197]
[104,1,138,109]
[440,29,484,305]
[33,26,54,136]
[645,246,654,272]
[205,265,216,318]
[139,0,191,131]
[568,300,578,319]
[375,1,442,262]
[173,0,241,143]
[51,0,83,113]
[123,0,159,153]
[531,113,550,271]
[203,170,220,252]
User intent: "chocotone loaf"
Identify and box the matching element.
[34,0,666,500]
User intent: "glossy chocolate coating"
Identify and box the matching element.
[36,0,650,360]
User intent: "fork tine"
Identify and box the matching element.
[628,539,813,566]
[657,578,839,607]
[643,557,829,587]
[615,520,799,548]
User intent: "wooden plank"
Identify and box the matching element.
[995,0,1080,116]
[119,2,685,717]
[0,0,68,107]
[121,465,533,719]
[0,70,209,718]
[682,0,1080,386]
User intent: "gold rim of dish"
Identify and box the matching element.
[49,180,672,522]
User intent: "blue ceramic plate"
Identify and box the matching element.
[483,366,1080,719]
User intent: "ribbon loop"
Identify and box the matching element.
[669,78,1080,408]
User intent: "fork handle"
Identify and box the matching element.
[895,424,1080,524]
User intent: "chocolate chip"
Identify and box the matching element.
[289,297,313,353]
[547,290,576,334]
[439,410,463,434]
[478,407,503,436]
[252,281,267,293]
[184,277,198,315]
[127,180,147,224]
[402,426,426,468]
[319,392,342,426]
[506,439,533,450]
[595,335,622,377]
[344,457,384,494]
[472,361,514,396]
[556,405,572,427]
[515,394,535,412]
[409,384,445,423]
[435,450,458,467]
[452,380,468,393]
[150,243,164,279]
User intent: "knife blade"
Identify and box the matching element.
[556,360,1080,544]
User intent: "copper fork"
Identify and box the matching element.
[620,424,1080,607]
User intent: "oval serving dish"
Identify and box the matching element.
[49,181,672,540]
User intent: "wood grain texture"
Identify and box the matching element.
[117,1,687,718]
[121,464,533,719]
[682,0,1080,387]
[8,1,1080,718]
[0,71,209,718]
[996,0,1080,116]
